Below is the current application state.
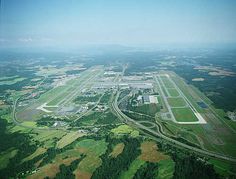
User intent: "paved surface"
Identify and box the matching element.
[111,91,236,163]
[154,75,176,122]
[155,74,207,124]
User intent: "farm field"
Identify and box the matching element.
[56,131,85,149]
[22,147,47,163]
[120,159,145,179]
[0,77,26,85]
[1,54,236,179]
[109,143,125,158]
[1,1,236,178]
[120,141,174,179]
[111,124,139,137]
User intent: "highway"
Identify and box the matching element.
[111,91,236,163]
[73,93,105,122]
[11,65,236,163]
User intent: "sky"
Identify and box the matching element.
[0,0,236,48]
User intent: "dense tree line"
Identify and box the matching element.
[69,112,101,127]
[70,111,119,127]
[174,136,201,149]
[172,153,219,179]
[0,118,38,178]
[153,140,221,179]
[94,111,120,125]
[36,116,70,127]
[172,65,236,112]
[54,154,86,179]
[92,136,141,179]
[36,120,54,127]
[99,91,112,104]
[0,143,80,178]
[74,95,101,103]
[0,117,73,178]
[124,111,155,122]
[38,148,58,167]
[133,162,159,179]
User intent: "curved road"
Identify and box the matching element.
[111,91,236,163]
[12,86,236,162]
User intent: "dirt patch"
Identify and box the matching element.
[22,147,47,163]
[139,141,169,162]
[27,163,60,179]
[62,157,78,165]
[77,155,102,173]
[34,158,43,168]
[77,147,88,154]
[109,143,125,158]
[28,157,78,179]
[74,170,92,179]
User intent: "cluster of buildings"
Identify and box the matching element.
[227,111,236,121]
[137,95,159,105]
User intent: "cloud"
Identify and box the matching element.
[18,37,33,42]
[17,37,54,43]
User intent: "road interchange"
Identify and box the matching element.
[111,90,236,163]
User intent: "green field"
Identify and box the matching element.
[209,159,236,177]
[111,125,139,137]
[0,148,18,169]
[0,75,19,81]
[109,143,125,158]
[120,159,145,179]
[21,121,38,128]
[157,159,175,179]
[131,103,159,117]
[167,88,179,97]
[74,139,108,175]
[74,94,102,104]
[172,107,198,122]
[2,58,236,179]
[56,131,85,149]
[170,74,204,113]
[161,76,175,88]
[29,130,67,148]
[0,77,26,85]
[167,97,186,107]
[22,147,47,163]
[75,139,108,156]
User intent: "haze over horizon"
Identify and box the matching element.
[1,0,236,49]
